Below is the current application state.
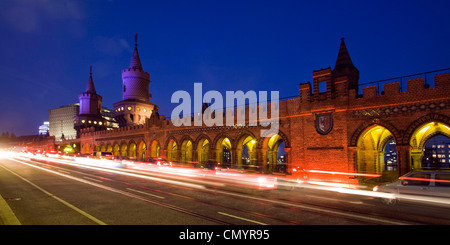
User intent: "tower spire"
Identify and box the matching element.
[85,65,96,93]
[334,37,355,70]
[135,33,138,47]
[332,38,360,91]
[130,33,143,70]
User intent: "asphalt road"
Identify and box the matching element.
[1,155,450,226]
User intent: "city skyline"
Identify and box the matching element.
[1,0,450,136]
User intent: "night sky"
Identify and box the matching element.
[1,0,449,136]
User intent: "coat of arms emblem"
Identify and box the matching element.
[316,113,333,135]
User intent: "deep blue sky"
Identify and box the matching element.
[1,0,449,136]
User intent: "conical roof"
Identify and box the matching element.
[129,34,143,70]
[334,38,355,71]
[85,66,96,93]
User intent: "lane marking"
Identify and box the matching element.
[0,163,106,225]
[0,194,21,225]
[126,188,165,199]
[218,212,268,225]
[83,176,103,183]
[7,157,231,225]
[58,169,71,175]
[212,189,412,225]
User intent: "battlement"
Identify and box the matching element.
[298,70,450,106]
[122,67,150,76]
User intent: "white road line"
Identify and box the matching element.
[58,169,71,175]
[0,162,106,225]
[212,189,411,225]
[126,188,165,199]
[83,176,103,183]
[218,212,268,225]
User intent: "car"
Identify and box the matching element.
[143,157,172,166]
[373,170,450,204]
[93,151,115,160]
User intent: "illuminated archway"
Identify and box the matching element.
[181,139,193,163]
[236,135,257,169]
[106,144,113,153]
[113,143,120,157]
[138,141,147,160]
[214,136,232,166]
[356,125,397,180]
[128,141,137,159]
[84,144,90,154]
[150,140,160,157]
[100,144,106,152]
[409,122,450,169]
[263,134,286,173]
[120,142,128,157]
[197,138,210,164]
[167,139,178,162]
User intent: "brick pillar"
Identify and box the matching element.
[285,147,292,174]
[396,145,411,176]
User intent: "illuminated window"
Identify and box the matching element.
[88,120,92,124]
[94,121,97,124]
[81,120,85,123]
[127,106,132,111]
[121,107,124,111]
[99,122,103,125]
[137,107,140,111]
[143,109,147,112]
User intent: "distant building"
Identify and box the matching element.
[49,104,79,141]
[49,102,118,141]
[423,135,450,168]
[39,121,49,135]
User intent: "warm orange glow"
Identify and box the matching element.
[307,169,381,178]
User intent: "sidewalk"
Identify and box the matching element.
[0,194,21,225]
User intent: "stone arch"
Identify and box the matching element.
[213,132,234,165]
[180,135,194,163]
[195,134,212,164]
[403,113,450,145]
[350,118,401,147]
[150,139,161,158]
[164,136,179,151]
[261,132,289,173]
[408,119,450,170]
[128,140,137,159]
[235,131,258,168]
[193,134,212,151]
[166,138,178,162]
[355,124,399,185]
[137,140,147,160]
[120,141,128,157]
[113,142,120,156]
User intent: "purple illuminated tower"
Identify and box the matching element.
[113,34,157,127]
[74,66,106,137]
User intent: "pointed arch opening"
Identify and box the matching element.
[356,125,398,184]
[167,139,178,162]
[410,122,450,170]
[236,135,258,170]
[215,136,232,167]
[181,139,193,163]
[197,138,210,165]
[150,140,160,158]
[138,141,147,160]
